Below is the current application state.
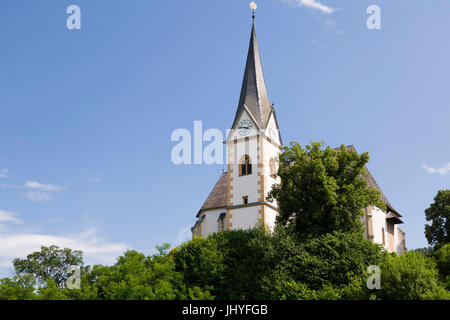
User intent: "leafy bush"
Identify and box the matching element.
[377,252,449,300]
[261,229,385,296]
[433,244,450,289]
[174,226,271,299]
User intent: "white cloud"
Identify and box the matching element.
[25,181,65,192]
[23,191,53,202]
[0,211,129,273]
[0,230,128,269]
[0,168,9,178]
[0,209,22,224]
[422,162,450,175]
[87,174,104,184]
[282,0,334,14]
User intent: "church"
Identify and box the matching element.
[191,13,407,255]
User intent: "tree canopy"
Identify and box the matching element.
[13,245,84,288]
[268,142,385,240]
[425,189,450,247]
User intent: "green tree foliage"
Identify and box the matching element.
[0,275,36,300]
[425,189,450,247]
[411,247,435,258]
[173,226,385,300]
[72,248,211,300]
[1,244,212,300]
[433,244,450,289]
[91,250,189,300]
[13,245,84,288]
[174,227,271,299]
[377,252,449,300]
[260,228,384,299]
[268,142,385,240]
[1,234,449,300]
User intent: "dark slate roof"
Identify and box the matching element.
[386,211,403,224]
[231,22,272,130]
[197,172,228,217]
[338,145,401,216]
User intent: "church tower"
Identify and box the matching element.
[192,16,283,237]
[225,20,282,232]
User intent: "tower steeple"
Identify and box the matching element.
[231,20,272,130]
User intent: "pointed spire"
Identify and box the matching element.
[232,21,272,130]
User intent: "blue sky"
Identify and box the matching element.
[0,0,449,276]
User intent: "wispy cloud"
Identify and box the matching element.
[22,181,65,202]
[422,162,450,175]
[0,209,22,224]
[0,230,128,269]
[87,174,104,184]
[25,181,65,192]
[0,168,9,178]
[282,0,334,14]
[23,191,53,203]
[0,211,128,272]
[81,169,104,184]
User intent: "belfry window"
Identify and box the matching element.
[239,155,252,176]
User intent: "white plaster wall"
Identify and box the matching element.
[265,113,281,145]
[395,225,406,254]
[227,136,259,167]
[233,172,261,205]
[199,208,225,238]
[371,206,388,250]
[265,206,278,231]
[227,135,261,206]
[229,205,262,230]
[262,138,281,206]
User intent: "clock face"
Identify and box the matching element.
[237,120,252,136]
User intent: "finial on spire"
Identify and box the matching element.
[250,2,258,21]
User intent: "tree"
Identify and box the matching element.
[267,142,385,240]
[174,226,385,300]
[0,275,37,300]
[425,189,450,247]
[174,226,272,299]
[87,247,212,300]
[13,245,84,288]
[260,228,385,299]
[433,243,450,289]
[377,251,449,300]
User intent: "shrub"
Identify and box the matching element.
[377,252,448,300]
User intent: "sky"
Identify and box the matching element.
[0,0,449,276]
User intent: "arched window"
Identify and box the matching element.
[217,212,226,232]
[270,158,277,178]
[239,155,252,176]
